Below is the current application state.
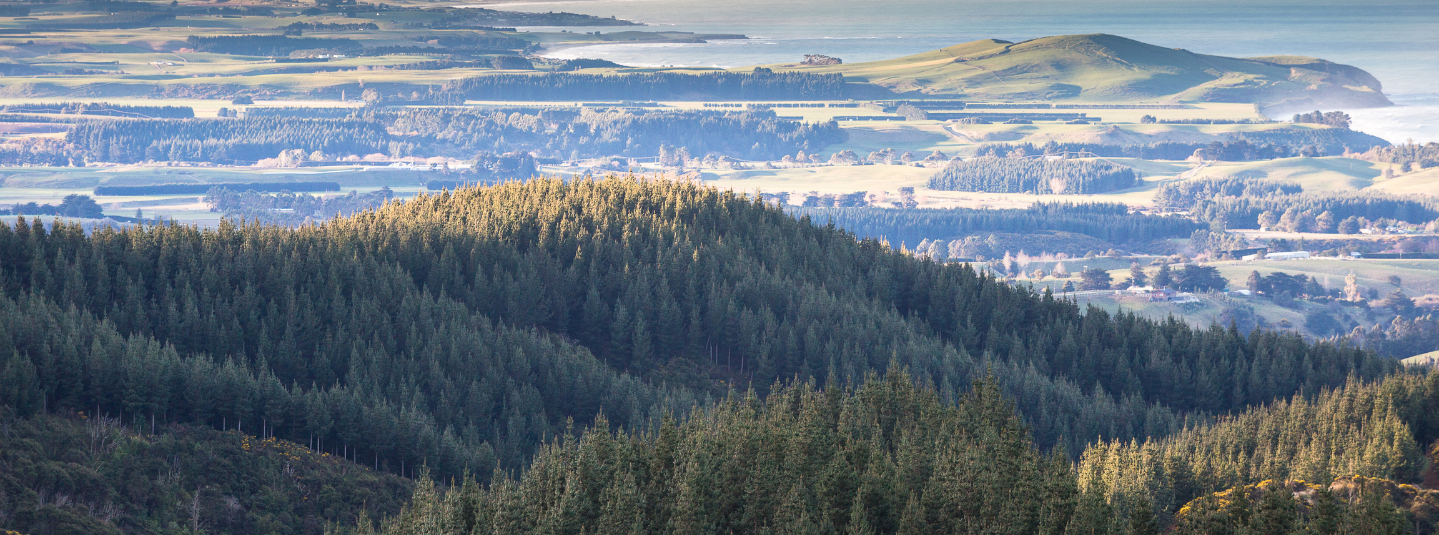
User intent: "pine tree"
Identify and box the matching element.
[1127,498,1158,535]
[1,351,41,416]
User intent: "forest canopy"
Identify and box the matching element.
[928,157,1140,194]
[0,177,1415,535]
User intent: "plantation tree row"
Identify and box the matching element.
[790,202,1203,249]
[49,109,843,165]
[929,157,1140,194]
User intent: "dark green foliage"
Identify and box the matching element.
[405,33,532,51]
[369,372,1078,535]
[282,21,379,31]
[1155,178,1303,211]
[1356,141,1439,168]
[202,187,394,225]
[442,71,848,101]
[983,127,1389,161]
[1079,371,1439,517]
[184,35,359,56]
[556,58,627,71]
[1305,310,1343,336]
[488,55,532,70]
[1230,127,1389,156]
[1187,229,1251,256]
[0,409,412,535]
[0,178,1414,535]
[1293,110,1352,129]
[2,194,106,219]
[928,157,1140,194]
[1249,271,1327,297]
[1347,314,1439,358]
[95,182,341,196]
[0,177,1400,470]
[24,12,174,29]
[1187,191,1439,229]
[1,352,42,417]
[981,139,1293,161]
[1153,263,1173,288]
[789,202,1203,247]
[67,117,391,164]
[1173,265,1226,292]
[1171,478,1433,535]
[384,107,844,161]
[63,109,843,164]
[0,102,194,119]
[54,194,104,219]
[422,6,638,28]
[1080,268,1111,290]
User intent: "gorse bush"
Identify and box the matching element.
[0,410,413,535]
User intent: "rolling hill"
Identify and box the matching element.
[777,34,1389,111]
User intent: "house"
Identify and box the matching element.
[1266,251,1311,260]
[1172,292,1201,304]
[1149,288,1177,302]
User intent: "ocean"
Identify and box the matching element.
[470,0,1439,144]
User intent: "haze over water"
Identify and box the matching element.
[479,0,1439,143]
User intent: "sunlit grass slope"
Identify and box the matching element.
[774,34,1390,109]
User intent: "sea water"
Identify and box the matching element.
[471,0,1439,143]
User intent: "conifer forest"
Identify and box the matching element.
[2,177,1436,535]
[0,0,1436,532]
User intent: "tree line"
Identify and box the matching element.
[928,157,1140,194]
[980,127,1389,161]
[441,70,849,101]
[202,186,395,225]
[1184,191,1439,230]
[185,35,360,56]
[96,181,341,196]
[790,202,1203,249]
[0,102,193,118]
[56,108,843,164]
[1354,141,1439,170]
[1292,110,1352,129]
[1,194,104,218]
[1155,178,1303,211]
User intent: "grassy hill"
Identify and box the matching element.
[776,34,1390,111]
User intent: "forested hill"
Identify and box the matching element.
[0,176,1401,533]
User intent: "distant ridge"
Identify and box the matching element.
[777,34,1390,113]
